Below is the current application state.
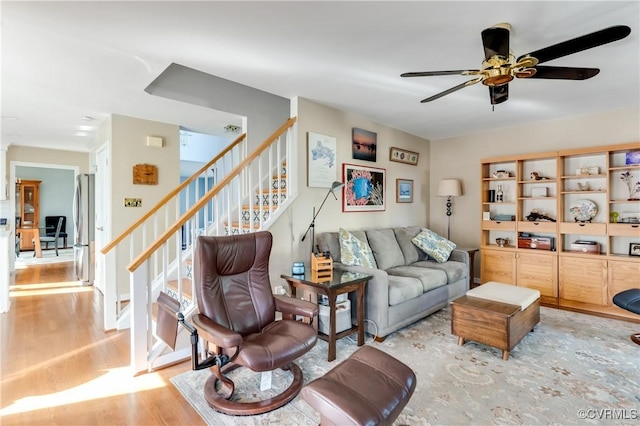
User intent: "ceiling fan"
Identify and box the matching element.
[401,24,631,105]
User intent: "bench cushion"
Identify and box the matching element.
[467,282,540,310]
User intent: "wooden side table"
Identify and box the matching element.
[458,247,479,288]
[281,270,371,362]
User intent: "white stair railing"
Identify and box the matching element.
[126,117,297,374]
[101,134,248,331]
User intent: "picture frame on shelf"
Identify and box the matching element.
[630,242,640,257]
[389,147,419,166]
[307,131,337,188]
[342,163,386,212]
[625,150,640,166]
[396,179,413,203]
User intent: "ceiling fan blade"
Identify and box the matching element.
[517,25,631,64]
[489,85,509,105]
[527,65,600,80]
[481,25,510,60]
[401,70,479,77]
[420,78,482,103]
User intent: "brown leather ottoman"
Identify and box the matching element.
[301,345,416,425]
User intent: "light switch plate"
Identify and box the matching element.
[124,198,142,207]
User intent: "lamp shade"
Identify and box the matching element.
[330,181,345,192]
[437,179,462,197]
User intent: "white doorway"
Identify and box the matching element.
[10,161,79,267]
[94,144,110,295]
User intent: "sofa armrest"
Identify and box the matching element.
[449,249,470,268]
[333,263,390,330]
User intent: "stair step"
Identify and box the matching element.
[225,222,261,235]
[241,205,277,223]
[255,190,287,207]
[167,278,193,301]
[271,175,287,190]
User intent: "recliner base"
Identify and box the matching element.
[204,362,303,416]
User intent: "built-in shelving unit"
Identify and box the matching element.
[480,143,640,321]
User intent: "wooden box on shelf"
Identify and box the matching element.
[311,253,333,282]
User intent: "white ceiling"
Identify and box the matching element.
[2,1,639,153]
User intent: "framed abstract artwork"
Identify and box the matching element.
[308,132,337,188]
[342,163,386,212]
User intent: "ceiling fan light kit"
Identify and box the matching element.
[402,24,631,105]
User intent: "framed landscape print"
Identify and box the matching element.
[343,163,386,212]
[396,179,413,203]
[352,127,377,162]
[307,132,337,188]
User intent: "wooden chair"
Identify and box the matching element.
[45,216,68,249]
[37,217,64,256]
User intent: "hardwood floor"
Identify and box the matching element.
[0,261,204,425]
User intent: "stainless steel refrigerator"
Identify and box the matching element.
[74,174,95,285]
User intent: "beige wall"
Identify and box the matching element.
[428,105,640,280]
[109,114,180,293]
[7,146,89,172]
[268,98,430,283]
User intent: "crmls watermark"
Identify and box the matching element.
[577,409,639,420]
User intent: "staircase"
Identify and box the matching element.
[101,117,298,374]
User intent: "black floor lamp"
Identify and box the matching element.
[301,181,345,253]
[437,179,462,240]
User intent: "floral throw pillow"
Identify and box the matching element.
[411,228,456,263]
[339,228,377,268]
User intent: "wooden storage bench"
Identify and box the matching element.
[451,282,540,360]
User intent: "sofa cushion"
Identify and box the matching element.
[411,229,456,263]
[339,228,377,268]
[387,266,447,293]
[366,228,405,270]
[413,259,467,284]
[394,227,429,265]
[317,231,341,262]
[387,275,424,306]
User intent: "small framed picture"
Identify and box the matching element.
[396,179,413,203]
[626,150,640,165]
[630,242,640,256]
[389,147,419,166]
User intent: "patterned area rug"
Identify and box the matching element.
[171,307,640,425]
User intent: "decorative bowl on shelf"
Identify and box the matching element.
[569,199,597,222]
[496,237,509,247]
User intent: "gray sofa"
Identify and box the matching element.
[316,226,469,341]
